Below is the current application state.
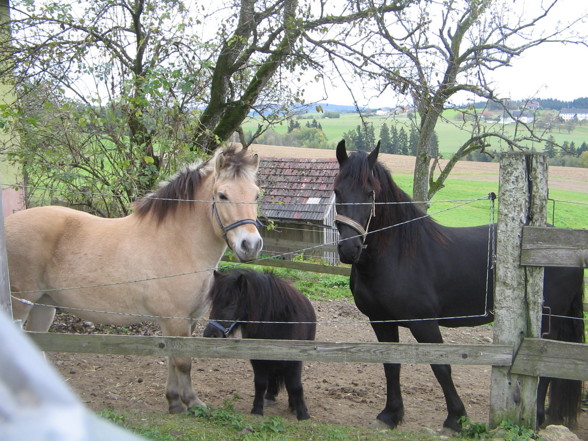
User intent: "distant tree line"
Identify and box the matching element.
[480,97,588,112]
[343,123,439,158]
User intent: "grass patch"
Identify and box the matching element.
[98,401,456,441]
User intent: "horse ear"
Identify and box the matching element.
[336,140,348,165]
[368,141,380,170]
[215,151,226,174]
[213,270,222,279]
[251,153,260,172]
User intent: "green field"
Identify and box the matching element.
[389,175,588,229]
[243,110,588,158]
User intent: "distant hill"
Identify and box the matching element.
[300,102,366,114]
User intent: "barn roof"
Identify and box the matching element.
[258,157,338,222]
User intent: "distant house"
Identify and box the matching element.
[257,157,339,263]
[521,100,540,111]
[499,110,535,125]
[558,108,588,121]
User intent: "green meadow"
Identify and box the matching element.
[243,110,588,157]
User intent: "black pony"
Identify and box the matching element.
[333,140,584,432]
[203,269,316,420]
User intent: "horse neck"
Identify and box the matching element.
[134,172,226,259]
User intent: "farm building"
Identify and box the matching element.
[257,157,339,263]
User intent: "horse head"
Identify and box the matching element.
[211,146,263,262]
[203,270,247,338]
[334,140,380,264]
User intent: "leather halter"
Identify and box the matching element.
[335,191,376,247]
[211,199,261,249]
[207,319,240,338]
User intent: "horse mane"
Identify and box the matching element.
[338,151,448,257]
[209,269,313,334]
[133,144,257,224]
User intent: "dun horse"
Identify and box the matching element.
[332,140,584,432]
[203,269,316,420]
[6,144,263,414]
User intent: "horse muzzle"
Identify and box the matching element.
[203,320,240,338]
[230,230,263,262]
[337,237,364,264]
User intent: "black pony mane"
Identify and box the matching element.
[338,151,447,256]
[133,145,256,224]
[209,269,315,334]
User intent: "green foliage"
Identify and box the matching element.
[458,417,489,439]
[254,126,329,149]
[342,123,376,151]
[458,418,540,441]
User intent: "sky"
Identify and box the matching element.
[304,1,588,108]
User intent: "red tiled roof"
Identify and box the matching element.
[258,157,338,222]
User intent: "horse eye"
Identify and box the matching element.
[218,193,228,201]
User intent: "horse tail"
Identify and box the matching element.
[547,276,584,427]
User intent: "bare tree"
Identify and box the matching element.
[309,0,588,207]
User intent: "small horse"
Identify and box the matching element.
[6,144,263,414]
[203,269,316,420]
[332,140,584,432]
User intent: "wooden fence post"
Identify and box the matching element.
[489,152,547,429]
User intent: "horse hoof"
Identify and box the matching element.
[264,398,277,407]
[438,426,458,436]
[369,419,395,430]
[188,398,206,408]
[168,403,186,414]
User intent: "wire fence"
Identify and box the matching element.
[7,187,586,328]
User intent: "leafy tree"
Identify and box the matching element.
[288,118,301,133]
[408,127,419,156]
[379,123,391,153]
[389,125,399,154]
[2,0,409,213]
[397,127,408,155]
[343,123,376,152]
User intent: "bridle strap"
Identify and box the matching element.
[211,200,261,250]
[213,202,260,234]
[335,214,368,240]
[208,319,240,338]
[335,191,376,247]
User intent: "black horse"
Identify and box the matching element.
[333,140,584,432]
[203,269,316,420]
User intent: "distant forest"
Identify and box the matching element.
[480,97,588,111]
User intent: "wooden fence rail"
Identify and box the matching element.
[26,332,513,366]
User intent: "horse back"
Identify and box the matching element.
[5,206,121,295]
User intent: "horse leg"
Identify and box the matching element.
[370,322,404,429]
[537,377,550,427]
[409,322,466,432]
[24,304,56,332]
[160,320,204,414]
[250,360,269,416]
[264,374,280,405]
[284,361,310,420]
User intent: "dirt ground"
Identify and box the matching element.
[46,146,587,438]
[49,300,587,439]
